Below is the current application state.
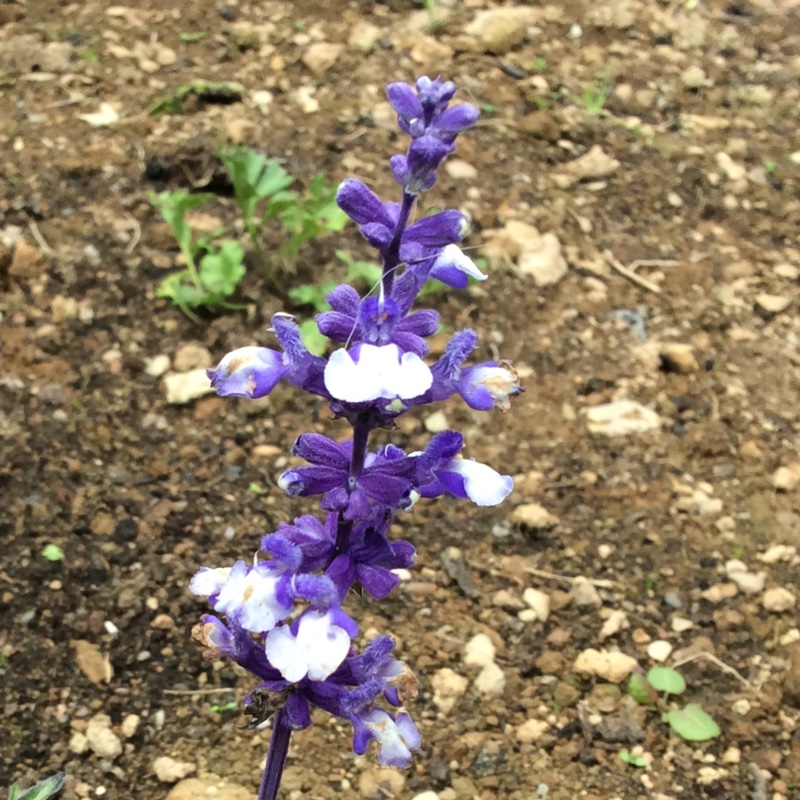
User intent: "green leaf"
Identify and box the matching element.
[15,773,65,800]
[647,667,686,697]
[198,241,246,297]
[219,148,293,224]
[156,272,206,308]
[180,32,206,42]
[42,544,64,562]
[627,673,657,706]
[148,190,211,256]
[9,784,22,800]
[298,319,328,356]
[666,704,720,742]
[209,700,238,713]
[619,749,647,768]
[337,251,381,287]
[248,482,266,495]
[288,283,329,312]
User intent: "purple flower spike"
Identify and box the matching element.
[207,346,287,398]
[351,709,421,768]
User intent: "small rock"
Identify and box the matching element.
[773,464,800,492]
[358,768,406,800]
[69,732,90,754]
[348,20,382,53]
[722,746,741,764]
[558,145,620,184]
[701,582,738,603]
[302,42,343,75]
[571,577,602,608]
[647,640,673,662]
[553,681,581,708]
[584,401,662,437]
[444,159,478,180]
[174,344,212,372]
[423,410,449,433]
[154,757,196,783]
[755,293,792,316]
[412,792,439,800]
[164,369,214,404]
[225,116,256,144]
[660,343,699,374]
[484,221,568,287]
[151,613,175,630]
[474,662,505,696]
[510,503,559,529]
[522,588,550,622]
[731,698,751,716]
[463,7,538,54]
[763,587,796,613]
[9,238,42,279]
[728,570,766,595]
[574,648,638,683]
[121,714,140,738]
[166,777,252,800]
[535,650,567,674]
[516,718,550,743]
[671,616,694,633]
[759,545,796,564]
[599,609,629,640]
[464,633,496,667]
[144,354,171,378]
[85,714,123,759]
[682,65,710,89]
[431,668,469,713]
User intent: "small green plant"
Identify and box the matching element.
[764,159,776,174]
[619,749,646,768]
[530,56,548,72]
[581,70,613,116]
[180,32,206,42]
[628,667,721,743]
[8,773,65,800]
[42,544,64,562]
[149,189,246,319]
[209,701,239,714]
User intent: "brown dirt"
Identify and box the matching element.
[2,0,800,799]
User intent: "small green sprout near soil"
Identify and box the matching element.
[627,666,721,745]
[150,148,347,325]
[8,773,64,800]
[41,544,64,562]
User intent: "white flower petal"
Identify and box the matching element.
[324,344,432,403]
[213,563,290,633]
[449,459,513,506]
[189,567,230,597]
[436,244,487,281]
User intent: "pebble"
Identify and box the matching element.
[731,698,751,716]
[431,668,469,713]
[153,757,196,783]
[763,587,796,613]
[302,42,343,75]
[599,609,628,640]
[682,65,709,89]
[516,718,550,743]
[773,464,800,492]
[660,343,699,374]
[444,159,478,180]
[573,648,638,683]
[347,20,381,53]
[358,768,406,800]
[755,292,792,316]
[423,410,449,433]
[463,633,496,667]
[647,640,673,662]
[174,344,212,372]
[571,576,602,608]
[85,714,123,759]
[412,793,440,800]
[517,232,569,287]
[474,662,505,696]
[463,7,538,54]
[701,582,738,602]
[69,731,90,754]
[166,778,252,800]
[557,145,620,184]
[164,369,214,404]
[583,401,662,437]
[722,746,741,764]
[759,545,796,564]
[522,588,550,621]
[728,569,766,595]
[671,616,694,633]
[510,503,560,529]
[121,714,140,738]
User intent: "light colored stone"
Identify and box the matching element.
[445,159,478,180]
[763,587,796,613]
[522,588,550,622]
[484,221,568,287]
[358,768,406,800]
[85,714,123,759]
[431,668,469,713]
[716,152,746,181]
[722,746,741,764]
[731,698,751,716]
[423,410,449,433]
[701,582,738,602]
[571,576,602,608]
[412,792,440,800]
[69,731,89,754]
[647,640,673,663]
[759,545,797,564]
[773,463,800,492]
[173,344,212,372]
[729,570,766,595]
[755,292,792,314]
[599,609,629,640]
[121,714,140,738]
[464,7,538,54]
[164,369,214,404]
[302,42,343,75]
[154,756,196,783]
[671,616,694,633]
[509,503,559,529]
[474,662,505,696]
[682,65,710,89]
[166,777,253,800]
[584,400,662,437]
[573,648,638,683]
[660,343,699,374]
[558,145,620,183]
[348,20,382,53]
[516,718,550,743]
[464,633,496,667]
[144,354,171,377]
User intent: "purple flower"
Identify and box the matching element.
[351,709,421,768]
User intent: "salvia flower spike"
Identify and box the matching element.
[196,76,523,800]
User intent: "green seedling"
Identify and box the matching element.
[149,189,246,318]
[209,701,238,714]
[619,749,646,768]
[8,773,65,800]
[249,482,266,495]
[42,544,64,562]
[180,32,206,42]
[627,667,720,743]
[581,71,613,117]
[764,160,776,174]
[531,57,547,72]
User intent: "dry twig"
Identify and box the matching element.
[28,220,57,258]
[670,651,754,691]
[524,567,622,589]
[602,249,662,295]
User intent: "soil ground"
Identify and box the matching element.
[2,1,800,799]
